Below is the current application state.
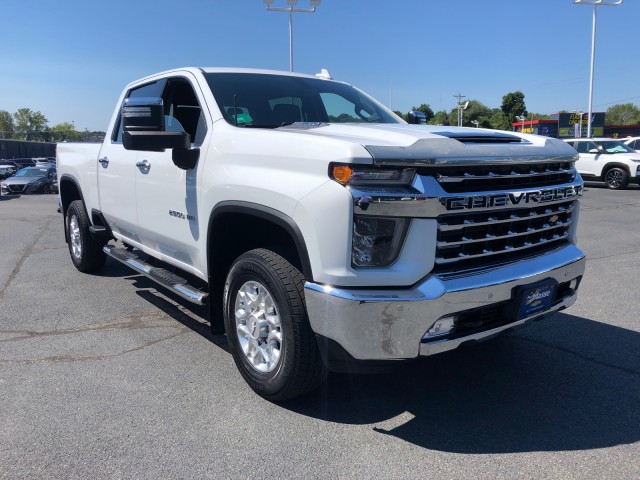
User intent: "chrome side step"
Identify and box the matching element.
[103,245,208,305]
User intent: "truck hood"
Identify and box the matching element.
[278,123,577,165]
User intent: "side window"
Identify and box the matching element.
[163,78,208,146]
[575,142,591,154]
[112,80,165,143]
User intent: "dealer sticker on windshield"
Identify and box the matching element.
[517,279,557,319]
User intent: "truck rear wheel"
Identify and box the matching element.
[66,200,106,273]
[223,248,324,401]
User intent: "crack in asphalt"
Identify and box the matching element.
[588,249,640,261]
[0,217,54,299]
[0,317,186,343]
[0,330,189,365]
[580,201,640,211]
[513,336,640,378]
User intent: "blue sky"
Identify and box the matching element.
[1,0,637,131]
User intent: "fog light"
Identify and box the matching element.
[424,316,456,339]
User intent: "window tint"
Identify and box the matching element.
[575,141,596,154]
[205,73,399,128]
[113,80,166,143]
[163,78,207,145]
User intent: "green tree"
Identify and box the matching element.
[489,109,511,131]
[392,110,408,122]
[0,110,14,139]
[429,110,450,126]
[51,122,81,142]
[13,108,49,140]
[606,103,640,125]
[459,100,493,128]
[501,91,527,126]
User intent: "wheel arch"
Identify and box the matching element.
[59,174,86,217]
[601,162,631,178]
[206,201,314,333]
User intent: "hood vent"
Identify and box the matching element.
[433,131,525,144]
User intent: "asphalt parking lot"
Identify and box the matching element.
[1,184,639,479]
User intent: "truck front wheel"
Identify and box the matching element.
[66,200,106,273]
[223,248,324,401]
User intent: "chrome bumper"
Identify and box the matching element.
[304,244,586,361]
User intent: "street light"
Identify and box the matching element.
[471,120,480,128]
[516,114,526,133]
[263,0,321,72]
[573,0,623,138]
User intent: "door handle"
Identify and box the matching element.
[98,157,109,167]
[136,160,150,172]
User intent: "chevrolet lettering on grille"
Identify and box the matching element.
[444,185,583,211]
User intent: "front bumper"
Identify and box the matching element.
[304,244,585,361]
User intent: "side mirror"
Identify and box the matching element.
[588,148,600,154]
[408,111,426,125]
[122,97,191,152]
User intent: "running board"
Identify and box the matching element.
[103,246,208,305]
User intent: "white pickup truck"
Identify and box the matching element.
[57,67,586,400]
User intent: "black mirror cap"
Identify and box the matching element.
[408,111,426,124]
[172,148,200,170]
[122,97,165,132]
[123,131,191,152]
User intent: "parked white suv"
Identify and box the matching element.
[564,138,640,189]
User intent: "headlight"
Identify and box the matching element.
[331,164,416,187]
[352,215,409,267]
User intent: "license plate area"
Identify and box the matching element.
[510,278,557,320]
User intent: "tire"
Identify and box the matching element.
[66,200,107,273]
[223,248,324,401]
[41,184,51,194]
[604,167,629,190]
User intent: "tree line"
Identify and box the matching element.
[393,91,640,129]
[0,108,105,142]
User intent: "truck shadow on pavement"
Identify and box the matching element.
[106,261,640,454]
[285,313,640,454]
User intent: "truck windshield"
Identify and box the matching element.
[204,72,401,128]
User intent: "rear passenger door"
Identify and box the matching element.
[574,141,601,178]
[134,74,209,273]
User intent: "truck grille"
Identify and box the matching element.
[430,160,579,274]
[420,161,575,193]
[435,200,575,273]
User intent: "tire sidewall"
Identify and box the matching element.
[223,254,297,398]
[67,203,86,269]
[605,167,629,190]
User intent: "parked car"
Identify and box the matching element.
[622,137,640,153]
[7,158,37,170]
[563,138,640,189]
[0,166,56,195]
[0,161,18,180]
[34,157,57,166]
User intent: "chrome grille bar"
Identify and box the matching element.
[435,233,570,265]
[438,204,574,232]
[437,219,572,248]
[436,166,575,183]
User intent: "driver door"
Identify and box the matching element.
[134,74,209,273]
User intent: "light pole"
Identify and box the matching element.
[573,0,623,138]
[263,0,321,72]
[453,93,467,127]
[516,114,526,133]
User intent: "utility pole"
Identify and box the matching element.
[453,93,466,127]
